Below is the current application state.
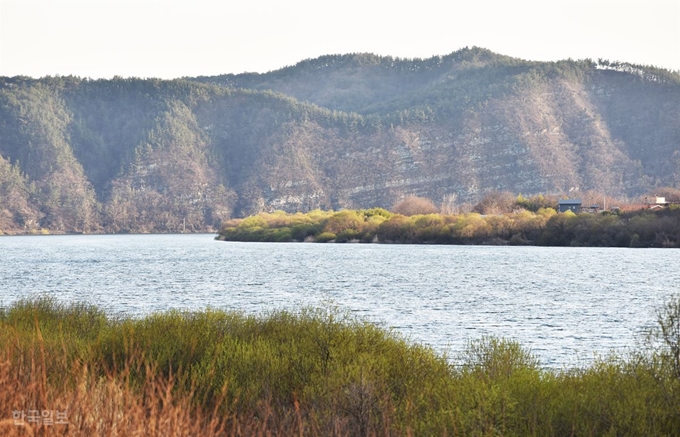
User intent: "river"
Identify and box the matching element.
[2,233,678,368]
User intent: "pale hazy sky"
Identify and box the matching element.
[1,0,678,79]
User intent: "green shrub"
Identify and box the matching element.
[324,210,365,234]
[316,231,337,242]
[3,296,680,435]
[216,207,680,247]
[363,207,393,219]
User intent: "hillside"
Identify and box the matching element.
[1,48,679,234]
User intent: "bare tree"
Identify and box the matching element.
[472,191,515,215]
[440,193,458,215]
[650,295,680,379]
[392,196,439,216]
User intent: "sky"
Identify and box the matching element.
[1,0,678,79]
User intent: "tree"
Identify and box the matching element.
[391,196,438,216]
[472,191,515,215]
[323,210,365,234]
[643,187,680,204]
[646,294,680,379]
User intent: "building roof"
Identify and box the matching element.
[559,199,582,205]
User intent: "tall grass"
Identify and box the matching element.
[1,297,680,436]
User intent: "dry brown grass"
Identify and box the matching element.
[0,345,228,436]
[0,343,396,437]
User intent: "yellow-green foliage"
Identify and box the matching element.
[217,207,680,247]
[2,296,680,435]
[220,209,388,243]
[324,210,365,234]
[541,208,680,247]
[218,208,561,244]
[315,231,337,242]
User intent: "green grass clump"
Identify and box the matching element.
[2,296,680,435]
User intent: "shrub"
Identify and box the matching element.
[216,206,680,247]
[647,294,680,379]
[323,210,365,234]
[515,194,558,212]
[3,297,680,435]
[376,215,415,242]
[316,231,337,242]
[363,207,393,219]
[473,191,516,214]
[336,229,362,242]
[391,196,439,216]
[238,214,269,229]
[290,222,323,241]
[460,337,539,379]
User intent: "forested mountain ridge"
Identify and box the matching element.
[1,48,679,234]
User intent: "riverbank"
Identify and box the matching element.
[1,298,679,436]
[216,207,680,247]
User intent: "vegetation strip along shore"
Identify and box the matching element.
[1,297,680,435]
[217,204,680,247]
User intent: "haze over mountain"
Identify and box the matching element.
[1,47,679,234]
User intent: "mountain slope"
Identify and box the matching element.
[1,50,679,233]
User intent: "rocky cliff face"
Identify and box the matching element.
[1,50,679,233]
[208,70,677,215]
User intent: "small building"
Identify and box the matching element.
[582,204,600,213]
[645,196,670,208]
[558,199,582,213]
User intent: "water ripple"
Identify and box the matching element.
[1,234,679,368]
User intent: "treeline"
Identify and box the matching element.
[217,206,680,247]
[2,296,680,435]
[192,47,680,120]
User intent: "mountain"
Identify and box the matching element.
[1,47,679,234]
